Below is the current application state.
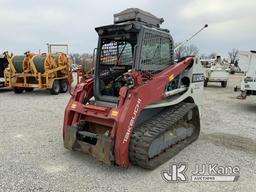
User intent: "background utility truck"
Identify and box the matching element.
[235,50,256,99]
[203,56,229,87]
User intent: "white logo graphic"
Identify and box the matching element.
[161,163,188,182]
[123,98,142,143]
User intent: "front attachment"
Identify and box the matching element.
[64,124,113,164]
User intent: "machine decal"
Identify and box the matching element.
[123,98,142,143]
[71,103,77,109]
[192,73,204,83]
[111,110,119,117]
[169,74,174,81]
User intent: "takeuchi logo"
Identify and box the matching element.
[123,98,142,143]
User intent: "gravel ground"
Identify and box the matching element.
[0,74,255,192]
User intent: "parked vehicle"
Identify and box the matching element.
[0,54,9,87]
[203,56,229,87]
[235,50,256,99]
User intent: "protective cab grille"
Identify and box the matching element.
[100,41,133,66]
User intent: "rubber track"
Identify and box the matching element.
[129,102,199,169]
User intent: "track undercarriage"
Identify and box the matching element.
[129,103,200,169]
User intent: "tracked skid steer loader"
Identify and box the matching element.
[63,8,205,169]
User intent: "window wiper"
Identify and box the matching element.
[116,42,127,65]
[152,44,160,59]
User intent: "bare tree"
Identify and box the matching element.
[174,43,185,60]
[200,53,207,59]
[174,43,199,60]
[228,48,239,64]
[208,53,217,59]
[184,44,199,56]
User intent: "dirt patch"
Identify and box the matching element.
[201,132,256,154]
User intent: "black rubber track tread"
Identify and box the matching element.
[129,102,200,169]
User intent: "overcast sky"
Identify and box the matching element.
[0,0,255,57]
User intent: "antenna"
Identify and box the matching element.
[174,24,208,52]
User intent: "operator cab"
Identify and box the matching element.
[94,8,174,103]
